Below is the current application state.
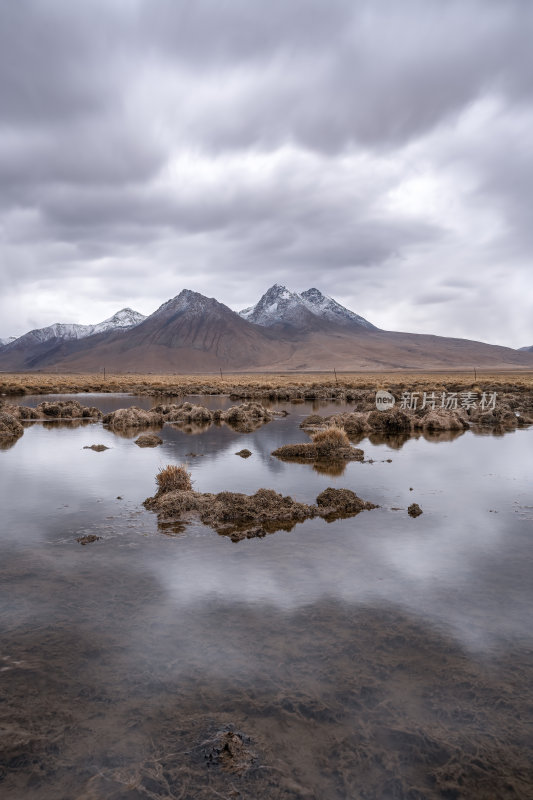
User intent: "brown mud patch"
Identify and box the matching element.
[134,434,163,448]
[102,401,282,436]
[144,468,377,537]
[103,407,164,432]
[408,503,423,518]
[155,400,284,433]
[0,412,24,441]
[76,535,102,545]
[273,426,364,467]
[4,400,102,422]
[302,397,533,446]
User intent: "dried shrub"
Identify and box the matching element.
[312,427,350,449]
[155,464,192,494]
[0,412,24,439]
[103,407,163,431]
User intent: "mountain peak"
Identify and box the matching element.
[91,308,146,334]
[2,307,146,348]
[153,289,231,318]
[300,288,377,329]
[239,285,307,326]
[239,285,377,329]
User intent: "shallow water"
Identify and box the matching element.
[1,396,532,798]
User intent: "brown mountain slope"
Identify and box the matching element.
[0,291,295,372]
[255,329,533,371]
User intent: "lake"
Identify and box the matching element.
[1,395,532,798]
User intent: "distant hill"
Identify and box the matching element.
[0,287,532,373]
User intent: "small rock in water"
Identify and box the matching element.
[235,448,252,458]
[76,534,102,545]
[83,444,109,452]
[408,503,423,518]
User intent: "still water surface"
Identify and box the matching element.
[1,395,532,798]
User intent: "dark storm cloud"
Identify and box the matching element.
[132,0,533,153]
[0,0,532,346]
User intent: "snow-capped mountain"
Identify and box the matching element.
[239,284,376,329]
[0,336,16,347]
[3,308,146,349]
[300,288,377,329]
[90,308,146,335]
[1,287,533,372]
[153,290,219,318]
[239,285,314,327]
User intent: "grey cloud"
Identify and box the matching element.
[414,292,459,305]
[0,0,532,346]
[0,1,119,126]
[147,0,533,153]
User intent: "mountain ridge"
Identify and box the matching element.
[1,308,145,351]
[239,284,376,330]
[0,286,532,373]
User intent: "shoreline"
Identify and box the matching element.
[2,370,533,398]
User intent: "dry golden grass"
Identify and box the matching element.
[155,464,192,494]
[312,427,351,449]
[1,370,533,396]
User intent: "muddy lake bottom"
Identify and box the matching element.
[1,395,532,799]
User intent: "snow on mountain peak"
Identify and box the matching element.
[91,308,146,334]
[3,308,146,348]
[239,285,308,326]
[239,285,376,329]
[300,288,376,329]
[154,289,220,317]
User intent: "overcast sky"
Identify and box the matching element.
[0,0,532,346]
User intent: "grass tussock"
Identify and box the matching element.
[0,412,24,439]
[155,464,192,494]
[272,425,364,463]
[312,427,351,449]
